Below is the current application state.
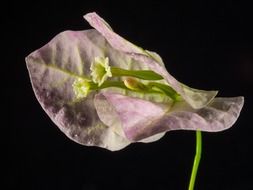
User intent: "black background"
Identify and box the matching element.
[5,1,253,190]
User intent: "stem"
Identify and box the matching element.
[90,81,128,90]
[94,80,162,94]
[111,67,163,80]
[147,82,181,101]
[188,131,202,190]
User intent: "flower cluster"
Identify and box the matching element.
[26,12,244,151]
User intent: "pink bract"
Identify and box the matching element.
[26,12,244,151]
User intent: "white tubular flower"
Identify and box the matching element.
[72,78,91,99]
[90,56,112,86]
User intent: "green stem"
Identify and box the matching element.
[91,80,183,101]
[188,131,202,190]
[89,81,128,90]
[147,82,181,101]
[92,80,162,94]
[111,67,163,80]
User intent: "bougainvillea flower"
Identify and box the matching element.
[26,12,244,151]
[90,56,112,86]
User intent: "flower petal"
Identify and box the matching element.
[84,12,144,54]
[94,92,167,143]
[84,12,218,109]
[127,53,219,109]
[26,30,130,151]
[97,92,244,141]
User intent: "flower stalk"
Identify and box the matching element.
[188,131,202,190]
[147,82,181,101]
[110,67,163,80]
[73,78,128,98]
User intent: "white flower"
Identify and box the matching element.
[72,78,91,98]
[90,57,112,86]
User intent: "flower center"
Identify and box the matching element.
[73,56,181,101]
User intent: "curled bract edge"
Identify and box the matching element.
[26,12,244,151]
